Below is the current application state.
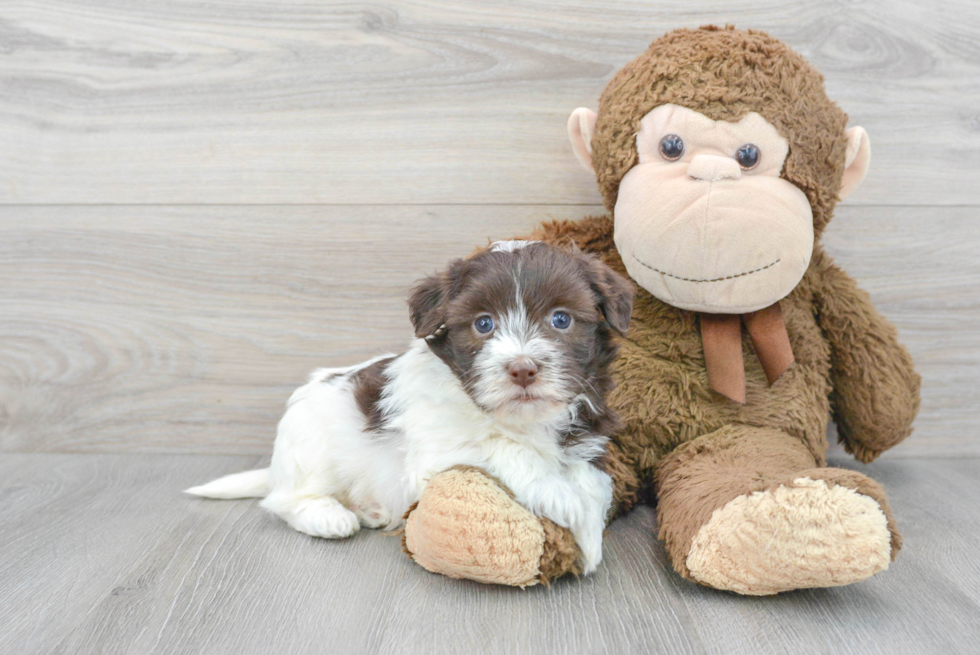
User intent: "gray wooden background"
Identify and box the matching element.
[2,0,978,459]
[3,2,980,654]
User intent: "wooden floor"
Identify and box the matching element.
[1,454,977,654]
[3,1,980,653]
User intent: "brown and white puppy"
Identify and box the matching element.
[186,241,634,574]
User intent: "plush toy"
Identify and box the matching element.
[401,26,921,594]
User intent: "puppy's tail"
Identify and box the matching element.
[184,468,270,499]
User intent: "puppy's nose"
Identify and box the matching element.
[508,358,538,388]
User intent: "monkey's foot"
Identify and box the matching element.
[402,466,580,587]
[686,476,893,595]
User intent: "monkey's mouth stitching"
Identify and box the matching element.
[630,255,781,284]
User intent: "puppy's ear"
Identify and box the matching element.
[408,260,463,338]
[580,256,634,335]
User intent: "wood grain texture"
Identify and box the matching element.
[0,453,977,654]
[1,0,979,205]
[821,206,980,459]
[2,204,976,457]
[0,204,576,454]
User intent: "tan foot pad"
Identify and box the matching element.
[686,477,892,595]
[404,467,546,587]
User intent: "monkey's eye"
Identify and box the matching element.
[659,134,685,161]
[550,311,572,330]
[474,315,495,334]
[735,144,760,170]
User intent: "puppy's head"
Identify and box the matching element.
[408,241,634,422]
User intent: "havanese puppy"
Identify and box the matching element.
[186,240,634,574]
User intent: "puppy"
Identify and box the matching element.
[186,241,634,574]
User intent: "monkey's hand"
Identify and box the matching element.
[402,466,581,586]
[812,248,921,463]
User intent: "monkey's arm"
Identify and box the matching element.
[811,248,921,463]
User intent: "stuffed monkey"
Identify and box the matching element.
[401,26,920,595]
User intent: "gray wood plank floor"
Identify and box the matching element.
[1,454,977,655]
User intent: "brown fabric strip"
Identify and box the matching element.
[699,313,746,404]
[744,302,795,386]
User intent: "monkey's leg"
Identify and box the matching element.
[655,425,901,595]
[402,466,580,586]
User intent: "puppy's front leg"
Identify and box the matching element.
[522,466,612,575]
[571,514,606,575]
[565,464,613,574]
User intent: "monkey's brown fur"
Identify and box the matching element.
[593,26,847,236]
[402,26,920,593]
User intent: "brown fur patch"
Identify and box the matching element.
[350,356,397,431]
[400,501,419,556]
[809,248,921,462]
[537,518,582,584]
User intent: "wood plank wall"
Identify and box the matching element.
[2,1,978,457]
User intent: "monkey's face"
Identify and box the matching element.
[612,104,814,314]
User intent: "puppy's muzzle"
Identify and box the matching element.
[507,358,538,389]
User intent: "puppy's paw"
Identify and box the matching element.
[578,544,603,575]
[573,522,605,575]
[353,501,393,529]
[289,499,360,539]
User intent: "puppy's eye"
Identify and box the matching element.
[474,315,495,334]
[550,311,572,330]
[659,134,684,161]
[735,144,760,170]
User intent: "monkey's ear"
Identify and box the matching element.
[839,126,871,200]
[408,261,463,339]
[567,108,598,172]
